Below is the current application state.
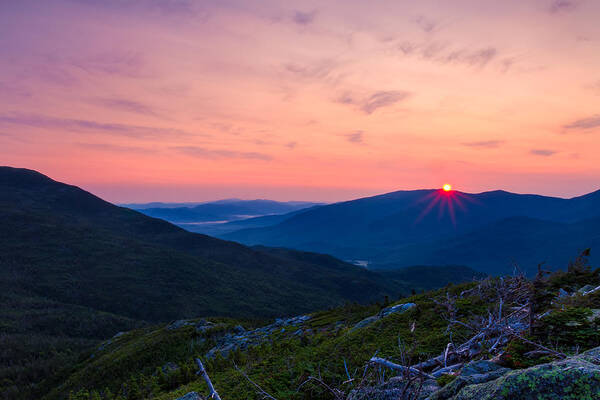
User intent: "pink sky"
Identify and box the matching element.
[1,0,600,202]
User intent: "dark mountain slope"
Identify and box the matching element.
[0,166,398,322]
[372,216,600,275]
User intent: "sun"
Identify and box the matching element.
[443,184,452,192]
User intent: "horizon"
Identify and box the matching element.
[6,164,599,204]
[2,1,600,201]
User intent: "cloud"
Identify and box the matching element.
[70,0,202,17]
[337,91,411,115]
[292,10,317,25]
[413,16,438,33]
[93,98,158,116]
[443,47,498,68]
[397,41,499,68]
[530,149,557,156]
[284,59,337,81]
[584,80,600,95]
[172,146,272,160]
[344,131,364,143]
[72,52,145,78]
[0,131,29,142]
[0,113,190,138]
[563,114,600,131]
[286,141,297,149]
[361,91,411,114]
[462,140,504,148]
[0,82,32,97]
[549,0,579,13]
[76,143,156,154]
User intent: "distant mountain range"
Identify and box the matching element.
[124,199,322,225]
[222,188,600,275]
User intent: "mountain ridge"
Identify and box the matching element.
[222,186,600,274]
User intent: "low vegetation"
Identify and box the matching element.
[34,251,600,400]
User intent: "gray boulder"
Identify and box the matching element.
[380,303,416,318]
[351,316,380,331]
[460,360,507,377]
[351,303,416,331]
[428,361,509,400]
[167,320,193,330]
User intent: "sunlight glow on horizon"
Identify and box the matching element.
[1,1,600,202]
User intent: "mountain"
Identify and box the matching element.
[375,215,600,276]
[120,201,206,209]
[0,166,483,399]
[0,166,397,322]
[223,188,600,275]
[180,208,317,236]
[126,199,322,223]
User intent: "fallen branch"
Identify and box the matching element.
[297,376,345,400]
[195,358,223,400]
[234,362,278,400]
[507,329,567,359]
[369,357,435,380]
[432,363,464,378]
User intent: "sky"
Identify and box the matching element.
[1,0,600,202]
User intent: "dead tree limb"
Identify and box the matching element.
[233,362,278,400]
[506,329,567,359]
[195,358,223,400]
[369,357,435,380]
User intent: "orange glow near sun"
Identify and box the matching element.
[443,184,452,192]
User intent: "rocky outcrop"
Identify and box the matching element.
[446,349,600,400]
[348,347,600,400]
[351,303,416,331]
[427,361,510,400]
[167,320,194,330]
[205,315,310,359]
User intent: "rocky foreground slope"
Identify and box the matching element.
[54,251,600,400]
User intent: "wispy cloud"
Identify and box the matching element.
[76,142,156,154]
[462,140,504,148]
[172,146,272,160]
[292,10,317,25]
[70,0,203,18]
[563,114,600,131]
[0,131,29,142]
[584,80,600,95]
[283,59,337,81]
[337,90,411,114]
[549,0,579,13]
[286,141,297,149]
[530,149,556,156]
[0,82,32,97]
[413,15,438,33]
[344,130,364,143]
[72,52,145,78]
[397,41,498,68]
[0,113,190,138]
[93,98,158,116]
